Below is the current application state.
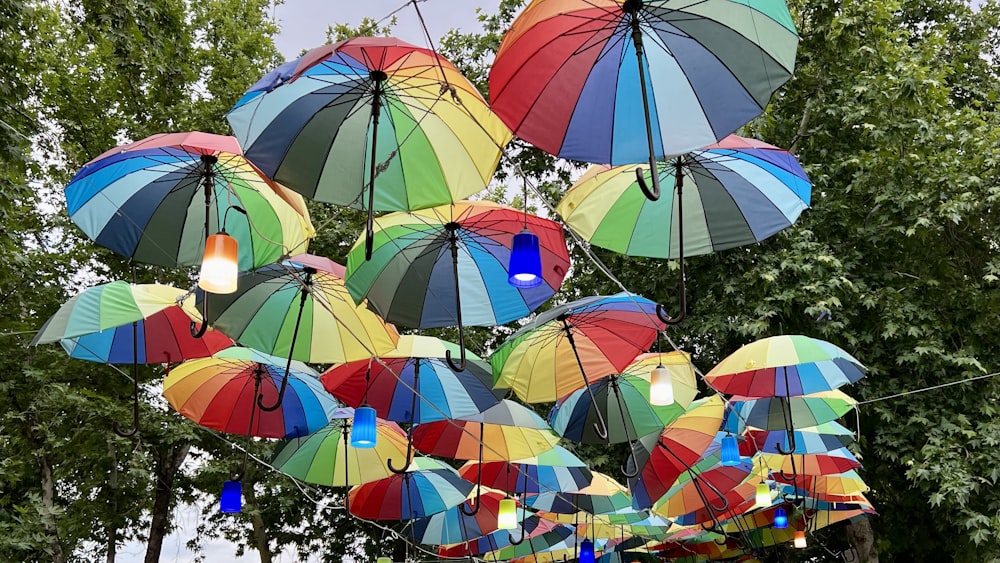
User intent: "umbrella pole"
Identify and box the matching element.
[560,317,609,439]
[112,309,140,437]
[508,468,528,544]
[364,72,387,262]
[389,359,420,474]
[654,439,730,529]
[191,155,218,339]
[624,0,662,202]
[258,268,314,411]
[610,377,641,478]
[444,222,468,371]
[656,157,687,325]
[342,419,350,512]
[460,420,484,514]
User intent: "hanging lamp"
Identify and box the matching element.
[199,231,239,294]
[497,497,518,530]
[720,433,741,466]
[773,507,788,529]
[507,179,542,288]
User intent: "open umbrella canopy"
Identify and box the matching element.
[320,335,502,424]
[412,399,560,462]
[64,131,313,269]
[200,253,399,364]
[739,421,855,456]
[489,0,799,162]
[60,305,233,364]
[729,390,857,430]
[31,281,197,345]
[525,471,633,515]
[345,201,570,329]
[439,517,566,557]
[629,396,725,510]
[162,347,338,439]
[491,293,666,403]
[705,335,867,397]
[347,457,474,520]
[556,136,811,260]
[458,445,594,495]
[760,447,862,476]
[409,487,536,546]
[482,526,588,561]
[227,37,512,211]
[271,411,408,487]
[549,351,697,444]
[773,470,870,498]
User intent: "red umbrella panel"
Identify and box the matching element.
[628,396,725,510]
[347,457,474,521]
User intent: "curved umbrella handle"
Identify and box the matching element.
[190,296,208,338]
[258,275,312,412]
[655,158,687,326]
[561,318,609,440]
[620,447,640,478]
[776,395,798,455]
[389,364,421,475]
[459,422,484,514]
[113,320,141,437]
[446,347,466,372]
[507,512,527,545]
[702,476,731,513]
[635,167,660,201]
[388,430,415,474]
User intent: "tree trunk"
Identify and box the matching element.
[845,517,879,563]
[243,476,273,563]
[144,442,191,563]
[39,452,68,563]
[106,438,118,563]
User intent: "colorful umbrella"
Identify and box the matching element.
[489,0,798,172]
[439,517,567,557]
[227,37,512,259]
[628,396,725,510]
[31,281,201,437]
[345,201,570,369]
[760,448,862,476]
[739,421,855,456]
[271,410,408,487]
[556,136,811,260]
[347,457,474,520]
[458,445,594,495]
[64,131,313,269]
[60,305,232,364]
[491,293,666,436]
[729,390,857,431]
[773,470,869,498]
[199,253,399,409]
[525,472,633,515]
[319,334,502,424]
[162,347,339,439]
[412,399,560,513]
[410,488,537,546]
[705,335,867,397]
[31,281,196,345]
[549,351,697,445]
[411,399,560,463]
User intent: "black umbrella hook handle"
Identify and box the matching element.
[444,224,467,371]
[459,421,484,515]
[258,270,313,412]
[389,358,421,474]
[561,317,609,439]
[656,158,687,326]
[507,468,529,545]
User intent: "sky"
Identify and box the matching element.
[272,0,500,58]
[116,5,505,563]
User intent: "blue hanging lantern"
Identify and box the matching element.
[720,434,741,466]
[508,229,543,288]
[351,405,378,448]
[773,507,788,529]
[220,479,242,513]
[579,539,595,563]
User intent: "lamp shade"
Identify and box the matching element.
[755,482,771,508]
[649,364,675,406]
[351,405,378,448]
[579,539,595,563]
[199,232,239,294]
[507,229,543,287]
[794,530,807,548]
[497,497,518,529]
[220,479,242,513]
[773,507,788,529]
[376,558,392,563]
[720,434,741,466]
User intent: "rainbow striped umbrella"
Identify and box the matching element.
[64,131,313,269]
[489,0,798,164]
[525,472,633,515]
[556,136,811,260]
[227,37,512,259]
[705,335,867,397]
[410,488,538,546]
[347,457,474,520]
[457,446,594,495]
[162,347,338,439]
[412,400,560,462]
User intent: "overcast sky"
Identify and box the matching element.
[272,0,499,58]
